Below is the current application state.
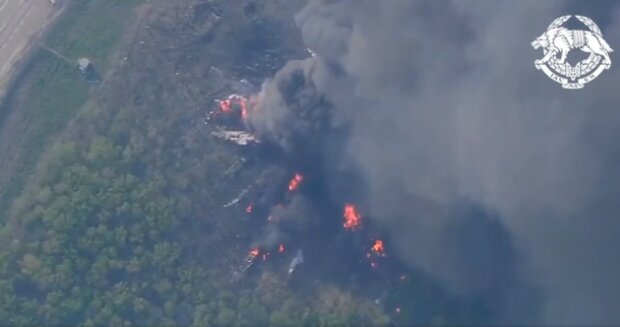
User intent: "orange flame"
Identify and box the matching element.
[343,204,362,230]
[249,248,260,257]
[219,99,232,112]
[288,173,303,191]
[245,204,253,214]
[278,244,285,253]
[371,240,386,257]
[214,94,254,121]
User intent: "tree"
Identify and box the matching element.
[192,304,213,327]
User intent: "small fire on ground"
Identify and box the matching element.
[210,94,258,123]
[288,173,303,192]
[343,204,362,231]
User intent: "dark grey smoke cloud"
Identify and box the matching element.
[248,0,620,324]
[258,195,320,249]
[248,58,333,157]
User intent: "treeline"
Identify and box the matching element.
[0,133,389,326]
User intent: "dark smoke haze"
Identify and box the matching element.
[259,195,320,249]
[248,0,620,324]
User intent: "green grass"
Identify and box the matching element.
[0,0,144,218]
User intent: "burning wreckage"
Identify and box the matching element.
[207,94,308,281]
[208,76,397,288]
[225,167,311,283]
[207,94,260,146]
[231,247,303,283]
[196,1,560,321]
[204,47,406,314]
[211,129,259,146]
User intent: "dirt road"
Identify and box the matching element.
[0,0,56,92]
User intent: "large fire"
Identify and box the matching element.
[211,84,407,302]
[343,204,362,230]
[288,173,303,192]
[213,88,410,304]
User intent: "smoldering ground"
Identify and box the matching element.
[245,0,620,324]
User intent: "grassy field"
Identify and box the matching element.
[0,0,144,218]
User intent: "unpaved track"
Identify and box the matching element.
[0,0,56,92]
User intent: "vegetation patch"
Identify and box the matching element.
[0,0,145,219]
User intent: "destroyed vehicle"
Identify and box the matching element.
[211,129,260,146]
[230,248,260,283]
[288,250,304,275]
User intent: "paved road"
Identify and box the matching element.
[0,0,55,90]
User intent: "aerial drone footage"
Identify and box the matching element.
[0,0,618,325]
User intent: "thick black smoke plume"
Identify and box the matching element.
[248,0,620,324]
[258,194,320,249]
[248,57,353,161]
